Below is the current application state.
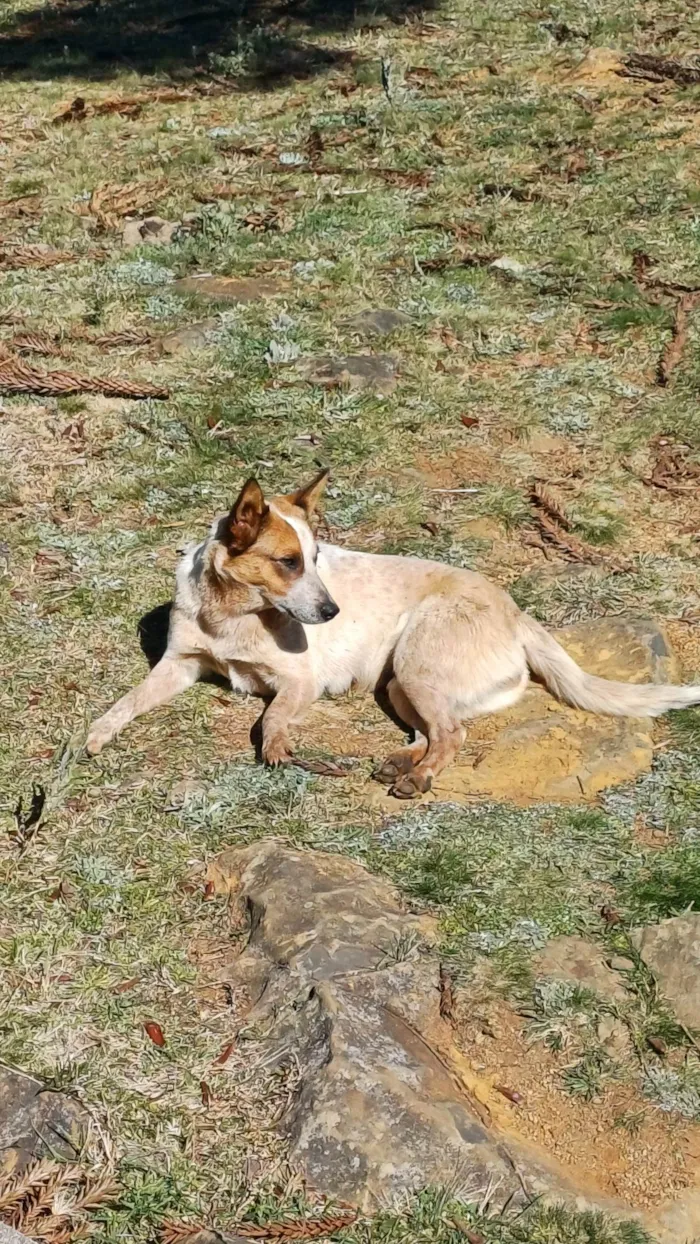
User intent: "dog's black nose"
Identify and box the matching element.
[319,599,339,621]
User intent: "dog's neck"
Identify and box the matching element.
[195,538,262,636]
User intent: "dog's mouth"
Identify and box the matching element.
[275,598,339,625]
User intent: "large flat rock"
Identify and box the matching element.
[534,936,630,1004]
[207,842,636,1218]
[171,275,283,303]
[631,914,700,1029]
[426,618,678,804]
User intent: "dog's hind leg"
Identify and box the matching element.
[86,654,203,755]
[388,702,465,799]
[386,598,528,798]
[373,677,429,784]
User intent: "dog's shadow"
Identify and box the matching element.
[137,601,266,753]
[138,601,228,692]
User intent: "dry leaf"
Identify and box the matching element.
[494,1083,523,1104]
[214,1040,236,1065]
[144,1020,166,1047]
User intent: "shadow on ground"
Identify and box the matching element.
[0,0,435,82]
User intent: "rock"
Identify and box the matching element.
[534,936,630,1004]
[607,956,635,973]
[426,618,679,804]
[299,354,398,393]
[524,430,571,454]
[566,47,625,85]
[206,841,620,1214]
[596,1015,632,1058]
[490,255,530,279]
[631,914,700,1028]
[122,216,180,247]
[171,275,283,304]
[156,319,218,356]
[0,1066,88,1173]
[341,309,411,338]
[0,1224,36,1244]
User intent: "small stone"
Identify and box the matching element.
[567,47,624,84]
[631,914,700,1029]
[534,936,630,1003]
[171,275,283,304]
[122,216,180,248]
[0,1066,88,1171]
[156,319,218,356]
[597,1016,632,1057]
[0,1224,37,1244]
[300,354,399,394]
[608,956,635,973]
[490,255,529,278]
[342,308,411,338]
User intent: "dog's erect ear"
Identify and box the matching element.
[286,468,330,518]
[222,478,268,553]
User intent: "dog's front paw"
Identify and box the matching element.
[262,737,293,768]
[86,721,112,756]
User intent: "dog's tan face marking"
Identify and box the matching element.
[217,473,338,624]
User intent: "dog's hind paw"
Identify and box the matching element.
[372,761,400,785]
[389,773,432,800]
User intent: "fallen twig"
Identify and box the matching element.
[530,481,571,529]
[11,331,65,357]
[641,436,700,493]
[657,292,700,386]
[620,52,700,85]
[529,485,629,568]
[0,1159,119,1241]
[0,244,81,270]
[0,357,169,399]
[161,1211,357,1244]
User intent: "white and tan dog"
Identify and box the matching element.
[87,471,700,797]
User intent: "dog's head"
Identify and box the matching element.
[214,470,339,625]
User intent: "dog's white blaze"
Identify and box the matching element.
[270,504,317,569]
[268,503,332,622]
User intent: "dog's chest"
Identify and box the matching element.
[201,617,300,694]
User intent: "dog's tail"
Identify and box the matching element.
[519,614,700,717]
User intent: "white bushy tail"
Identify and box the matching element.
[520,615,700,717]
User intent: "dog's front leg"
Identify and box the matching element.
[261,681,316,767]
[86,654,203,756]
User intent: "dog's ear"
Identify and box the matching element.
[222,478,268,553]
[286,468,330,518]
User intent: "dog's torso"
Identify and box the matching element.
[172,540,518,699]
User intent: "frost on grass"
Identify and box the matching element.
[340,1187,654,1244]
[527,979,603,1051]
[375,801,641,955]
[644,1065,700,1120]
[108,259,176,288]
[179,762,318,837]
[604,748,700,837]
[511,557,694,627]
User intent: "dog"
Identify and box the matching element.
[87,470,700,798]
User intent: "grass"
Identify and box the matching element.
[1,0,700,1237]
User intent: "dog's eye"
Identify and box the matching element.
[278,555,301,571]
